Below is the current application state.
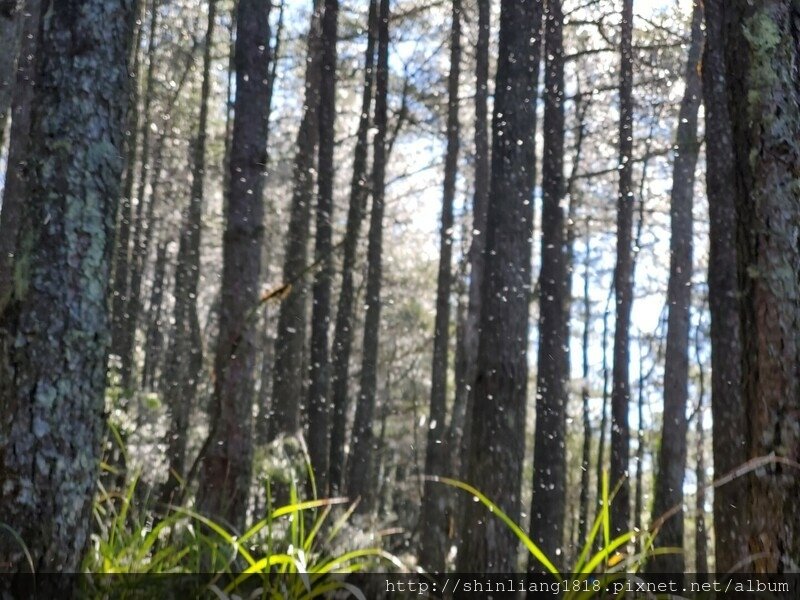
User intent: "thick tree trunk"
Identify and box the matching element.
[346,0,389,513]
[725,0,800,572]
[328,0,378,496]
[0,0,41,306]
[0,0,131,571]
[306,0,338,497]
[648,0,704,574]
[160,0,216,502]
[609,0,634,536]
[530,0,568,567]
[0,0,23,148]
[702,0,748,573]
[197,0,271,530]
[269,2,323,441]
[457,0,543,573]
[419,0,461,573]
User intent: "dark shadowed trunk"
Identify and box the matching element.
[725,0,800,572]
[530,0,567,567]
[306,0,338,496]
[648,0,703,574]
[419,0,461,572]
[346,0,389,513]
[0,0,23,148]
[328,0,378,495]
[702,0,747,573]
[578,220,592,545]
[609,0,634,537]
[694,335,708,577]
[458,0,543,573]
[269,2,323,441]
[0,0,41,304]
[142,238,169,390]
[197,0,272,530]
[160,0,216,502]
[0,0,131,571]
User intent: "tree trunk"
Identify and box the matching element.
[725,0,800,572]
[702,0,748,573]
[530,0,568,567]
[694,346,709,577]
[578,220,592,546]
[0,0,131,571]
[346,0,390,514]
[419,0,461,573]
[457,0,543,573]
[142,238,168,390]
[197,0,272,530]
[648,0,704,574]
[0,0,41,306]
[328,0,378,496]
[269,2,323,441]
[160,0,216,502]
[0,0,23,148]
[609,0,634,536]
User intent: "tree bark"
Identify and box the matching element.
[328,0,378,496]
[725,0,800,572]
[306,0,338,497]
[0,0,132,571]
[578,220,592,546]
[142,238,168,390]
[269,2,323,441]
[609,0,634,536]
[419,0,461,572]
[197,0,272,530]
[160,0,216,502]
[648,0,704,574]
[346,0,390,514]
[0,0,23,148]
[530,0,568,567]
[0,0,41,306]
[457,0,543,573]
[702,0,748,573]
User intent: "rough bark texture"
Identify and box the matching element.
[0,0,41,306]
[457,0,542,573]
[269,2,323,441]
[648,0,704,574]
[530,0,567,567]
[419,0,461,572]
[609,0,634,536]
[328,0,378,495]
[702,0,748,573]
[0,0,132,571]
[142,238,168,390]
[0,0,23,147]
[346,0,389,513]
[160,0,216,501]
[725,0,800,573]
[307,0,338,497]
[197,0,271,530]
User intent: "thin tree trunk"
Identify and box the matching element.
[160,0,216,502]
[269,2,323,441]
[143,238,169,390]
[328,0,378,494]
[419,0,461,572]
[0,0,131,571]
[649,0,704,573]
[702,0,747,573]
[609,0,634,536]
[694,324,708,578]
[0,0,41,304]
[346,0,390,513]
[530,0,568,566]
[634,341,645,535]
[578,219,592,545]
[197,0,272,530]
[725,0,800,572]
[306,0,338,497]
[119,0,161,388]
[458,0,543,573]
